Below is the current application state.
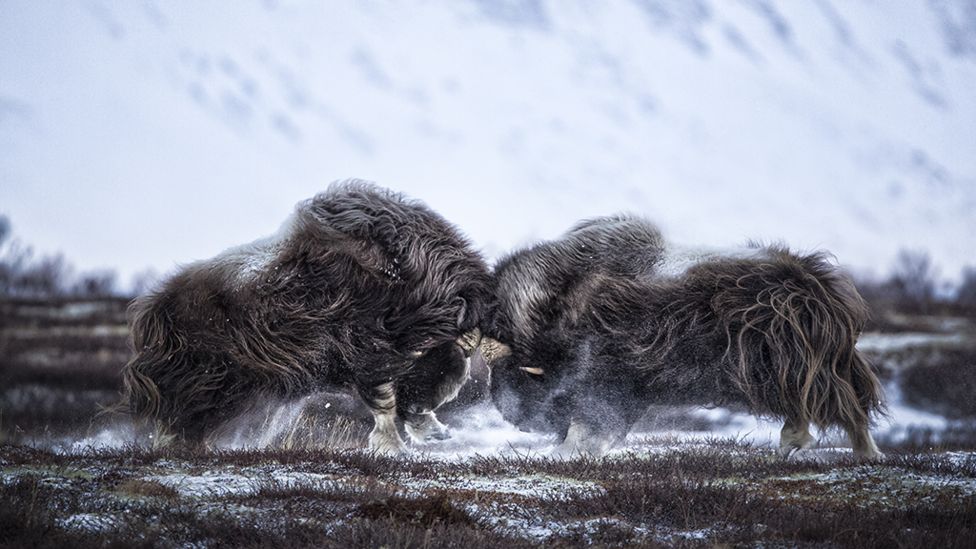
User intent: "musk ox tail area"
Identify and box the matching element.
[708,248,885,437]
[122,294,254,443]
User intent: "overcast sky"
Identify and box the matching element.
[2,1,974,288]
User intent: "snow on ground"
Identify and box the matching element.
[401,473,605,500]
[857,332,969,353]
[770,466,976,507]
[146,469,343,498]
[58,513,120,533]
[410,404,558,459]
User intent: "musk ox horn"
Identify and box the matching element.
[519,366,545,375]
[477,336,512,365]
[456,328,482,357]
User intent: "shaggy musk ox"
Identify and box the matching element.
[482,215,885,459]
[122,181,490,452]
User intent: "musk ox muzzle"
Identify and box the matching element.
[121,180,491,453]
[482,215,886,459]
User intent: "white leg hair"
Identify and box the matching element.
[778,419,816,459]
[551,420,616,459]
[847,424,884,460]
[404,411,450,444]
[365,382,407,454]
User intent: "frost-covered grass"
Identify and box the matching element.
[2,441,975,548]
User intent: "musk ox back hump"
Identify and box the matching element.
[489,214,664,344]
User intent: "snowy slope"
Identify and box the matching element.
[1,0,974,283]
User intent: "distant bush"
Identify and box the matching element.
[888,250,938,313]
[129,268,160,296]
[70,270,119,298]
[856,249,976,323]
[957,267,976,308]
[900,346,976,419]
[0,214,121,299]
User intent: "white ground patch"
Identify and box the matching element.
[402,473,604,500]
[145,469,342,498]
[773,466,976,507]
[945,452,976,467]
[58,513,120,532]
[857,332,968,353]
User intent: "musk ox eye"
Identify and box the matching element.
[519,366,545,376]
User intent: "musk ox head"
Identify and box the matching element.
[485,334,578,436]
[481,214,664,435]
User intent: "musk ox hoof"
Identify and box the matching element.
[549,422,614,459]
[777,441,817,460]
[855,449,886,461]
[777,447,822,462]
[368,428,408,455]
[549,443,606,460]
[405,413,451,444]
[369,414,407,455]
[424,429,452,442]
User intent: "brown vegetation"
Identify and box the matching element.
[1,443,975,548]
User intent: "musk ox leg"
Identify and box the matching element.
[396,341,471,444]
[360,381,407,454]
[846,423,884,460]
[403,411,451,443]
[549,367,644,458]
[550,419,628,458]
[551,419,621,458]
[551,400,634,458]
[778,419,816,459]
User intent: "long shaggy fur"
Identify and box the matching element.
[487,213,664,346]
[484,216,885,458]
[122,181,490,450]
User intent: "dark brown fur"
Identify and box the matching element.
[122,181,490,450]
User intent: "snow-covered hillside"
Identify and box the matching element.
[1,1,974,281]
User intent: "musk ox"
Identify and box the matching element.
[482,215,885,459]
[122,181,490,453]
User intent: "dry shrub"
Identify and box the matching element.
[900,346,976,418]
[113,478,179,500]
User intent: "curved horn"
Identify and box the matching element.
[478,336,512,366]
[456,328,482,357]
[519,366,544,376]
